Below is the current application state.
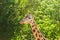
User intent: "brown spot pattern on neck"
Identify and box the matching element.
[37,38,40,40]
[31,21,46,40]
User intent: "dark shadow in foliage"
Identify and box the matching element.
[0,0,20,40]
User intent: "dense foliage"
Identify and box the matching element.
[0,0,60,40]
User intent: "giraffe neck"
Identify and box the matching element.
[30,21,46,40]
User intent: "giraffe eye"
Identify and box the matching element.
[28,17,31,19]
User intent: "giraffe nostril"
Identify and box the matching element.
[19,21,22,24]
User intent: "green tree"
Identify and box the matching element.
[0,0,60,40]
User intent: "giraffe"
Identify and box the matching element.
[19,14,47,40]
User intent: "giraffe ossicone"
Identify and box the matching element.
[19,13,47,40]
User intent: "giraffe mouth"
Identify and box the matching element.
[19,20,23,24]
[19,18,26,24]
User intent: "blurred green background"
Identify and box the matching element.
[0,0,60,40]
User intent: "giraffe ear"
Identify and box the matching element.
[28,13,34,19]
[24,13,34,20]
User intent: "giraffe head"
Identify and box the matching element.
[19,14,34,24]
